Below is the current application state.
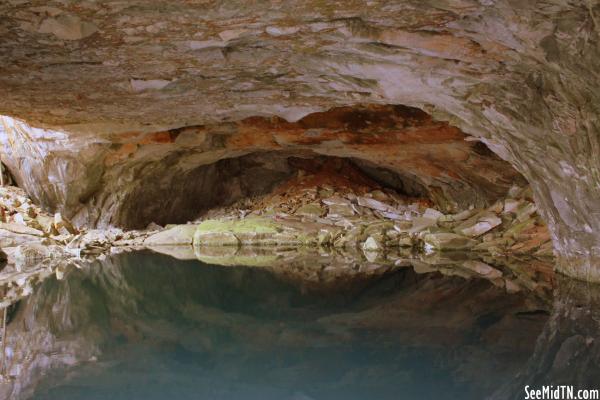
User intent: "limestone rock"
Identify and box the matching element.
[422,233,477,251]
[423,208,444,220]
[317,230,332,246]
[35,214,57,235]
[145,222,163,231]
[54,213,77,235]
[362,236,382,251]
[322,197,352,206]
[456,213,502,237]
[144,224,198,246]
[408,217,438,233]
[192,217,293,246]
[0,222,44,237]
[461,260,503,279]
[295,203,324,218]
[357,197,395,212]
[13,244,65,271]
[397,233,413,248]
[503,199,520,214]
[0,229,42,247]
[38,15,98,40]
[193,230,240,247]
[326,204,355,218]
[515,202,537,222]
[369,190,389,202]
[379,211,402,220]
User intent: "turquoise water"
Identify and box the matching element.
[3,251,598,399]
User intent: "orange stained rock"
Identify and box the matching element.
[104,143,138,166]
[138,131,177,144]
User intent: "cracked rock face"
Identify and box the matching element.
[1,105,524,230]
[1,0,600,280]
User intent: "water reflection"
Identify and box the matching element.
[0,251,596,399]
[490,277,600,399]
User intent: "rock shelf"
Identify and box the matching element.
[146,179,553,260]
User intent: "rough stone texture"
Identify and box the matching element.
[0,0,599,279]
[143,224,199,246]
[0,106,523,229]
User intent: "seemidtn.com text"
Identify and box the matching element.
[525,386,599,400]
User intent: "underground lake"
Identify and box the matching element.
[0,250,598,399]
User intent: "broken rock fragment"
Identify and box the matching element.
[422,233,477,251]
[144,224,198,245]
[54,213,77,235]
[461,260,503,279]
[357,197,395,212]
[456,212,502,237]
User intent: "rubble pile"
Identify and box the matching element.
[171,165,553,260]
[0,186,148,272]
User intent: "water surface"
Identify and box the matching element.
[0,251,598,399]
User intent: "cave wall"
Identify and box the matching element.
[0,105,523,229]
[1,0,600,279]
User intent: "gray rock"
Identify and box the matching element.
[357,197,394,212]
[362,236,382,251]
[193,230,241,247]
[144,224,199,246]
[295,203,325,218]
[54,213,77,235]
[423,233,477,251]
[326,204,355,218]
[408,217,438,233]
[322,197,352,206]
[379,211,402,220]
[456,213,502,237]
[0,222,44,237]
[423,208,444,220]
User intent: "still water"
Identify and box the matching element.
[0,251,599,399]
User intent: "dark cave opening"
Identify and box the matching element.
[115,151,433,230]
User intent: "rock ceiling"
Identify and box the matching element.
[0,0,573,132]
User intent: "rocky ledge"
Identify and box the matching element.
[1,158,552,264]
[145,165,553,260]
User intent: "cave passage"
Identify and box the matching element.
[95,104,528,230]
[117,152,432,229]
